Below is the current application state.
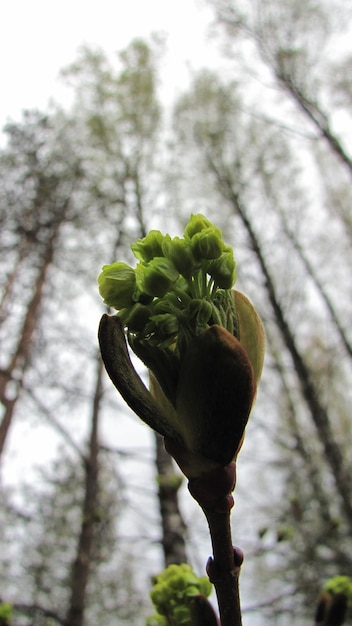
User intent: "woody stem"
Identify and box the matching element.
[203,506,243,626]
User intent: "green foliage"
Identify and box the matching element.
[314,576,352,626]
[146,564,212,626]
[0,603,12,626]
[323,576,352,605]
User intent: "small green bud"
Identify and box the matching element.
[152,295,179,315]
[323,576,352,603]
[173,605,191,624]
[149,313,179,337]
[186,299,213,326]
[208,249,237,289]
[184,213,214,239]
[126,303,151,331]
[150,586,167,612]
[198,577,213,597]
[191,228,224,260]
[131,230,165,262]
[185,585,200,597]
[139,258,179,298]
[315,577,352,626]
[98,262,136,309]
[148,563,213,626]
[0,603,12,626]
[162,235,199,278]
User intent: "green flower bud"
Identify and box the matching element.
[191,228,224,260]
[208,249,237,289]
[149,313,179,337]
[152,295,179,315]
[148,564,212,626]
[126,303,151,331]
[184,213,214,239]
[139,257,179,298]
[323,576,352,602]
[131,230,165,262]
[185,585,200,597]
[198,577,213,597]
[162,235,199,278]
[98,215,266,483]
[150,586,167,612]
[173,605,191,624]
[315,577,352,626]
[186,299,213,326]
[98,262,136,309]
[0,603,12,626]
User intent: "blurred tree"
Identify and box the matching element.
[2,11,351,623]
[0,110,83,458]
[61,37,188,568]
[0,36,188,626]
[0,432,144,625]
[172,58,352,621]
[208,0,352,174]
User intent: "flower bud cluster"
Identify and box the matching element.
[98,214,265,476]
[98,214,237,359]
[315,576,352,626]
[146,563,212,626]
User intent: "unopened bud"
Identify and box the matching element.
[131,230,165,262]
[208,249,237,289]
[191,228,224,260]
[98,262,136,309]
[176,325,256,466]
[138,258,179,298]
[162,235,199,278]
[126,303,151,331]
[186,299,213,325]
[184,213,215,239]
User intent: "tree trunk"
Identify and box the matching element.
[276,72,352,176]
[154,432,188,566]
[65,356,102,626]
[0,228,58,458]
[282,221,352,361]
[0,237,32,323]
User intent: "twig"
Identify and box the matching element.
[204,508,243,626]
[188,463,243,626]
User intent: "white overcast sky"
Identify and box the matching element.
[0,0,222,132]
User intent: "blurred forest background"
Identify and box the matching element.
[1,0,352,624]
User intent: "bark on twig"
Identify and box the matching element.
[204,507,243,626]
[188,462,243,626]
